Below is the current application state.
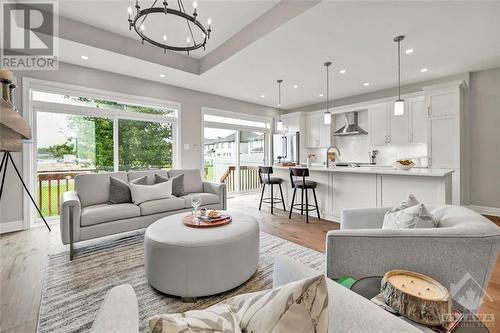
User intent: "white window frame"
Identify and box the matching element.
[201,107,272,193]
[22,78,180,228]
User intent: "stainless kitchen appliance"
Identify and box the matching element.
[273,132,300,164]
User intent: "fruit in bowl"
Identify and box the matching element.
[393,159,415,170]
[207,210,221,218]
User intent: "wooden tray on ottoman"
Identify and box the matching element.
[183,214,232,228]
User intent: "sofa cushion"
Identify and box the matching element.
[128,170,169,185]
[180,193,219,208]
[167,169,203,194]
[383,203,438,229]
[139,197,186,216]
[386,194,419,215]
[81,203,140,227]
[149,304,241,333]
[109,176,148,204]
[130,181,173,205]
[157,174,185,197]
[76,172,128,207]
[225,275,328,333]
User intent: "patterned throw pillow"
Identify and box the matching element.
[382,203,438,229]
[149,304,241,333]
[386,193,420,215]
[148,275,328,333]
[224,274,329,333]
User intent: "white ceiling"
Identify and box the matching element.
[58,0,278,59]
[58,1,500,109]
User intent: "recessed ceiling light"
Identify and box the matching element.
[339,69,346,74]
[420,67,428,73]
[159,74,165,78]
[405,48,414,54]
[363,82,370,86]
[319,93,324,97]
[260,94,265,98]
[293,84,299,88]
[81,55,89,60]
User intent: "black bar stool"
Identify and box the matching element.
[258,166,286,214]
[288,168,320,223]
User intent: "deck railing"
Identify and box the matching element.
[37,170,93,217]
[219,166,260,192]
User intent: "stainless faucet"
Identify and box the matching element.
[326,146,341,168]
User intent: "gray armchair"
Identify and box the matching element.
[326,205,500,304]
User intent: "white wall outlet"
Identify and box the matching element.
[183,143,190,150]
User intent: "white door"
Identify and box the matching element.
[409,98,427,144]
[428,115,459,168]
[388,103,410,144]
[369,104,389,146]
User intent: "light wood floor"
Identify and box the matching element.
[0,193,499,332]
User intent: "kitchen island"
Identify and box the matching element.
[272,165,454,222]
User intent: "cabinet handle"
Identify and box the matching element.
[429,157,432,166]
[388,135,391,143]
[409,133,413,142]
[427,106,431,116]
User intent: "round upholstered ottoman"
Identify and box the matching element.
[144,211,259,299]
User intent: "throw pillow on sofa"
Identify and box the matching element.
[149,304,241,333]
[129,180,172,205]
[156,174,185,197]
[109,176,147,204]
[148,275,328,333]
[382,203,438,229]
[386,193,419,215]
[167,169,202,194]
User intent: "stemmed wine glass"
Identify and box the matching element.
[191,195,201,217]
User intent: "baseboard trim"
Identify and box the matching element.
[467,205,500,217]
[0,220,24,234]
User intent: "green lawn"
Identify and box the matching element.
[205,165,214,182]
[38,183,75,217]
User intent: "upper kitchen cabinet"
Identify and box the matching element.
[369,104,389,145]
[409,97,427,144]
[369,96,426,146]
[388,103,410,144]
[305,112,331,148]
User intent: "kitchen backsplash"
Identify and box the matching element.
[307,140,428,167]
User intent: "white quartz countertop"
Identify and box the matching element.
[273,165,454,177]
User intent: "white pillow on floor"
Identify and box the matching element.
[129,180,172,205]
[383,203,438,229]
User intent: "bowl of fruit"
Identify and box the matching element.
[393,159,415,170]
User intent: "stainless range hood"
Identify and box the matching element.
[333,111,368,136]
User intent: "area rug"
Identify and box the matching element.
[37,231,324,333]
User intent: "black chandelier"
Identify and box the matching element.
[128,0,212,55]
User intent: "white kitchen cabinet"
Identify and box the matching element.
[427,115,459,169]
[409,97,427,144]
[389,103,410,144]
[305,113,331,148]
[369,104,389,145]
[426,90,459,117]
[332,172,377,218]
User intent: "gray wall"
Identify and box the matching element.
[468,67,500,209]
[1,62,276,226]
[286,67,500,210]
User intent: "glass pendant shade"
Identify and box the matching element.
[394,99,405,116]
[324,112,332,125]
[276,119,283,131]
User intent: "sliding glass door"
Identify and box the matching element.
[32,90,177,220]
[203,110,271,193]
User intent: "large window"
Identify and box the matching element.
[203,109,270,193]
[32,88,178,219]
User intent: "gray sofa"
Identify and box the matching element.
[60,169,226,259]
[327,205,500,304]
